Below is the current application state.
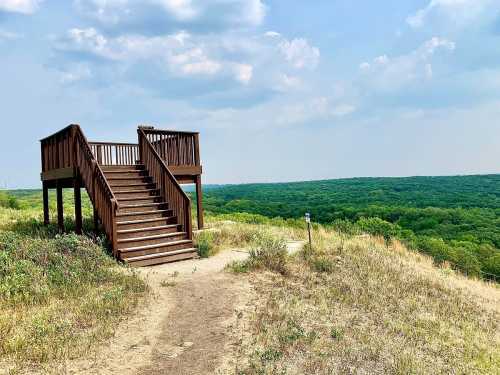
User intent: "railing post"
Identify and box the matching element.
[195,174,204,229]
[111,199,118,255]
[42,181,49,225]
[56,181,64,233]
[74,176,82,235]
[194,133,200,166]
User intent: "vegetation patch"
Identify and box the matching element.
[227,234,289,275]
[231,227,500,374]
[0,200,146,373]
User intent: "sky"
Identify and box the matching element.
[0,0,499,188]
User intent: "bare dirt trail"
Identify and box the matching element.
[65,241,304,375]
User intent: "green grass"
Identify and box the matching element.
[0,191,146,373]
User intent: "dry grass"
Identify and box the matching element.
[195,219,305,258]
[229,226,500,374]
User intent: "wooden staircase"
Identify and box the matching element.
[40,125,204,267]
[104,164,197,266]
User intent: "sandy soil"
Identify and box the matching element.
[62,241,304,375]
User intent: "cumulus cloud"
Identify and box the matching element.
[279,38,320,69]
[0,0,42,14]
[55,27,258,84]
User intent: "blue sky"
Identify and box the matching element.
[0,0,499,188]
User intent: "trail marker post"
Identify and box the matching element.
[305,212,312,250]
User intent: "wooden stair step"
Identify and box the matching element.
[118,239,193,258]
[117,232,187,247]
[117,196,160,201]
[124,248,198,267]
[120,202,167,209]
[117,217,177,226]
[117,224,179,235]
[108,176,151,180]
[111,183,155,188]
[114,188,159,194]
[116,197,161,204]
[104,169,145,173]
[119,239,191,252]
[116,209,171,217]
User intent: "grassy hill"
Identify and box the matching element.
[202,174,500,280]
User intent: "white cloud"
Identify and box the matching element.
[239,0,266,27]
[56,28,262,83]
[359,37,455,91]
[169,48,221,75]
[233,63,253,84]
[275,74,301,91]
[279,38,320,69]
[0,29,21,40]
[153,0,198,21]
[407,0,495,28]
[0,0,42,14]
[374,55,389,65]
[359,62,371,70]
[75,0,266,28]
[59,63,93,84]
[264,31,281,38]
[74,0,130,25]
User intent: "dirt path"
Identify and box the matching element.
[65,241,304,375]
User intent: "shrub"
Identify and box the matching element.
[0,191,19,209]
[227,234,289,275]
[309,256,335,273]
[483,253,500,280]
[355,217,401,241]
[247,235,289,275]
[194,231,215,258]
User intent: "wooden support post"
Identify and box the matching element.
[43,182,49,225]
[195,175,204,229]
[93,206,99,233]
[74,178,82,235]
[56,183,64,233]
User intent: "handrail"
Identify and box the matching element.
[39,124,75,142]
[40,124,119,252]
[138,126,199,135]
[74,125,119,252]
[141,127,200,167]
[89,141,138,146]
[138,128,192,240]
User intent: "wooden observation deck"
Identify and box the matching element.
[40,124,204,266]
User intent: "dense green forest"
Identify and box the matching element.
[202,175,500,280]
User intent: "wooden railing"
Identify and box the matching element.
[40,125,119,252]
[89,142,139,166]
[141,128,200,167]
[138,127,192,239]
[41,125,75,172]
